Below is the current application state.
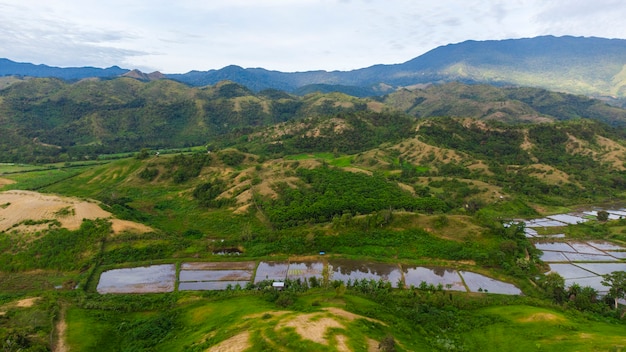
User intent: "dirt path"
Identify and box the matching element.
[55,306,68,352]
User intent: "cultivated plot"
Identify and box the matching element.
[329,259,403,287]
[286,261,324,281]
[97,264,176,293]
[254,262,290,283]
[459,271,521,295]
[403,266,466,291]
[178,261,254,291]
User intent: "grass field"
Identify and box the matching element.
[463,305,626,351]
[2,155,626,351]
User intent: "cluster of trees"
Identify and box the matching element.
[257,111,415,157]
[0,219,109,271]
[417,117,528,165]
[261,165,448,228]
[541,271,626,315]
[165,152,213,183]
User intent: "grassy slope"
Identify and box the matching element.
[2,122,626,350]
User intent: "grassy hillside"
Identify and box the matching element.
[2,82,626,350]
[3,78,626,164]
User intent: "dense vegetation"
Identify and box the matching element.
[3,77,626,163]
[2,80,626,351]
[261,166,448,228]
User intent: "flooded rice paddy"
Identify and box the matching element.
[523,207,626,294]
[97,260,521,295]
[97,264,176,293]
[97,207,625,295]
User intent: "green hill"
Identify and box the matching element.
[2,79,626,351]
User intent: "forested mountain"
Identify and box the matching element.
[3,77,626,163]
[4,44,626,352]
[3,36,626,103]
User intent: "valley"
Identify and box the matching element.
[1,72,626,350]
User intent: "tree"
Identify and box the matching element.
[597,210,609,222]
[601,271,626,310]
[541,272,566,303]
[378,334,396,352]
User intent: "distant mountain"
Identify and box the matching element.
[0,58,128,80]
[2,75,626,163]
[167,36,626,101]
[1,36,626,101]
[122,69,165,81]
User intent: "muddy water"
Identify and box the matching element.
[287,261,324,281]
[460,271,522,295]
[179,269,253,282]
[403,266,466,291]
[96,260,523,294]
[254,262,289,283]
[179,281,246,291]
[97,264,176,293]
[329,259,402,287]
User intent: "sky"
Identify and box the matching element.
[1,0,625,74]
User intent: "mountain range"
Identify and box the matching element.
[2,36,626,103]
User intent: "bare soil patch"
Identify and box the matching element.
[518,312,564,323]
[522,164,573,185]
[55,307,68,352]
[206,331,251,352]
[279,313,344,344]
[182,261,256,270]
[322,307,385,325]
[0,190,152,234]
[110,219,154,234]
[0,190,110,232]
[393,137,466,164]
[0,177,16,186]
[16,297,39,307]
[273,307,383,347]
[596,136,626,171]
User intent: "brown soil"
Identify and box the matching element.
[522,164,573,186]
[110,219,154,234]
[55,307,68,352]
[274,307,384,347]
[367,338,380,352]
[15,297,39,307]
[335,335,350,352]
[206,331,250,352]
[0,177,16,186]
[182,261,256,270]
[596,136,626,171]
[279,313,344,344]
[518,313,564,323]
[0,190,153,234]
[392,137,466,164]
[322,307,385,325]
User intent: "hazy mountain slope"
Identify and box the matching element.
[167,36,626,100]
[3,75,626,163]
[0,58,128,79]
[383,82,626,125]
[3,36,626,102]
[0,78,379,162]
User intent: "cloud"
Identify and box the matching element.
[0,0,624,73]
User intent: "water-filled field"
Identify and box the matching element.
[97,264,176,293]
[97,260,523,295]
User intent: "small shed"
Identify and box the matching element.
[272,282,285,290]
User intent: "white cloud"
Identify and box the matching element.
[0,0,624,73]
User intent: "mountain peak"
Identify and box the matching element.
[122,69,164,81]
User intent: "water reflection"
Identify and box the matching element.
[97,264,176,294]
[403,266,465,291]
[96,260,523,295]
[329,259,402,287]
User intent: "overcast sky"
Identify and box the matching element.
[1,0,625,73]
